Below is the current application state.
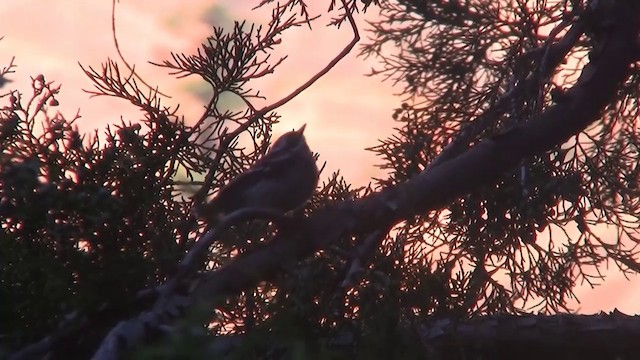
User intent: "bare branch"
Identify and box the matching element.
[109,0,170,97]
[192,1,360,204]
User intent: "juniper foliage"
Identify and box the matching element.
[2,0,640,359]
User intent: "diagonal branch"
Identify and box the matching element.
[192,0,640,318]
[18,2,637,360]
[193,2,360,204]
[424,17,586,172]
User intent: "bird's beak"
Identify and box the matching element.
[295,124,307,135]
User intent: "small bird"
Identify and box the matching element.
[198,124,318,221]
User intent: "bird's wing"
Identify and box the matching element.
[215,154,288,196]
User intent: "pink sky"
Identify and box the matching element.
[1,0,637,314]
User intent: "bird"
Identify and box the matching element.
[198,124,318,222]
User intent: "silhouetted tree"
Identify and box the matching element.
[2,0,640,359]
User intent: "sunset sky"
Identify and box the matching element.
[1,0,638,314]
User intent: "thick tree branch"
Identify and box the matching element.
[420,312,640,360]
[425,17,586,171]
[194,0,640,305]
[31,2,635,359]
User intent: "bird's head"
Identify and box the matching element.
[269,124,309,155]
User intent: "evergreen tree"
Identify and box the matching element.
[2,0,640,359]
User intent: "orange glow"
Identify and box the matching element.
[1,0,638,314]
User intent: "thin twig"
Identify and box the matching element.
[193,1,361,204]
[424,19,585,172]
[110,0,170,98]
[341,228,389,288]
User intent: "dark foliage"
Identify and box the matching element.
[0,72,200,352]
[2,0,640,359]
[363,0,640,315]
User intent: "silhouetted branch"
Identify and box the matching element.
[87,2,638,358]
[192,0,360,205]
